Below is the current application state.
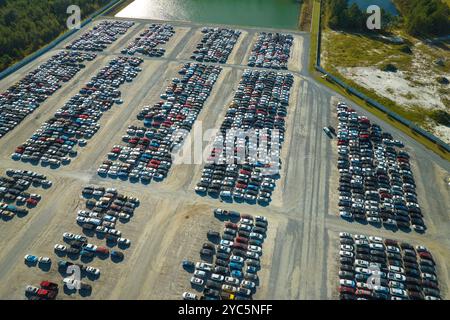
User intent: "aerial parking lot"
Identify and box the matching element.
[0,17,448,300]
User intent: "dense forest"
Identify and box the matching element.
[394,0,450,36]
[0,0,110,72]
[325,0,449,36]
[324,0,393,31]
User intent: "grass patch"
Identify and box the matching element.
[308,0,321,74]
[321,29,412,70]
[299,0,313,31]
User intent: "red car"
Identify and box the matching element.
[224,222,238,230]
[355,289,372,296]
[37,289,57,299]
[40,281,58,291]
[96,246,109,255]
[419,252,434,261]
[26,198,38,206]
[339,286,355,294]
[232,243,248,250]
[235,237,248,244]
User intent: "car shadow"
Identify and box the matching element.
[190,283,204,292]
[24,260,37,268]
[63,286,77,295]
[82,229,95,237]
[97,253,110,260]
[38,262,51,272]
[111,254,124,263]
[17,210,29,218]
[200,255,213,263]
[85,273,100,281]
[80,255,94,263]
[118,243,130,250]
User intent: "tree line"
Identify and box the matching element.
[324,0,449,36]
[394,0,449,37]
[0,0,110,72]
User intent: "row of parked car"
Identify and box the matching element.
[22,186,136,298]
[66,20,135,52]
[191,27,241,63]
[182,209,268,300]
[11,56,144,167]
[335,102,425,232]
[248,33,293,70]
[0,169,51,219]
[0,51,96,139]
[338,232,441,300]
[78,186,137,242]
[121,23,175,57]
[195,70,293,205]
[59,231,125,263]
[97,63,221,182]
[25,281,59,300]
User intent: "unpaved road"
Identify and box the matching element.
[0,17,448,300]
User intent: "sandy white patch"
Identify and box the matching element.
[338,66,446,110]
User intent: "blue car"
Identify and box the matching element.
[246,266,258,274]
[231,270,243,278]
[229,262,242,270]
[24,255,38,264]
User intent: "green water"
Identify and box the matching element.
[116,0,300,30]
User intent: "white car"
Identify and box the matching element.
[190,277,204,286]
[84,244,97,251]
[354,259,369,268]
[367,217,381,224]
[388,265,404,273]
[210,273,225,282]
[25,285,39,295]
[195,262,212,272]
[373,285,389,293]
[255,216,267,222]
[339,250,354,258]
[182,292,198,300]
[194,270,206,278]
[354,234,367,240]
[388,273,406,282]
[63,232,75,240]
[241,280,256,289]
[217,245,231,253]
[54,244,67,252]
[85,266,100,276]
[118,238,131,246]
[230,255,244,264]
[421,273,437,281]
[340,211,352,219]
[369,243,385,250]
[118,213,130,220]
[390,288,407,298]
[38,256,51,264]
[220,240,233,247]
[248,245,262,253]
[386,246,400,253]
[76,216,87,224]
[249,233,263,240]
[355,267,371,275]
[240,218,253,225]
[339,279,356,287]
[339,232,352,238]
[340,244,354,252]
[225,277,240,285]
